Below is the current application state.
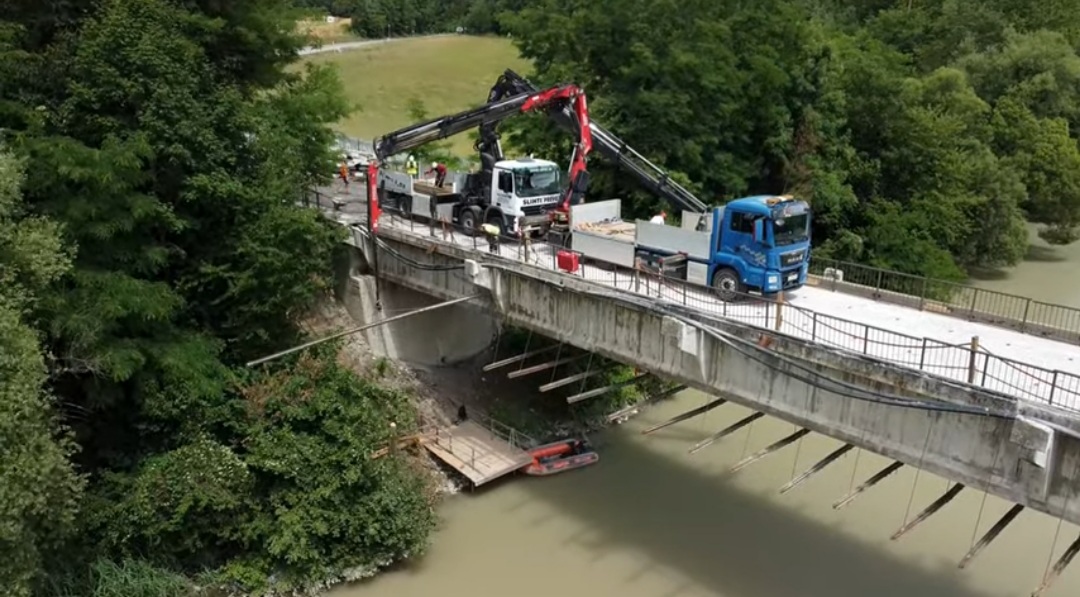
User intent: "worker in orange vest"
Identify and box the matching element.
[339,161,350,188]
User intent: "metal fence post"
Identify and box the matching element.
[969,289,979,318]
[862,326,870,353]
[1049,371,1059,405]
[919,277,928,311]
[1020,299,1031,332]
[811,311,818,342]
[919,338,928,370]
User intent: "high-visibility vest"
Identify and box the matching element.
[481,223,500,237]
[406,155,418,176]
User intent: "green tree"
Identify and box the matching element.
[0,146,83,597]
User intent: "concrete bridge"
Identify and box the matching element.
[307,188,1080,585]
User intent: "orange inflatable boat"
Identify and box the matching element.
[521,438,599,476]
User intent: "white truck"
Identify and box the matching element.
[377,156,564,235]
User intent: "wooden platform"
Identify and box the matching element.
[413,180,456,196]
[423,420,533,486]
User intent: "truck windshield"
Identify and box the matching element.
[513,166,562,198]
[772,213,810,246]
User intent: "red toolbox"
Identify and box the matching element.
[556,250,579,273]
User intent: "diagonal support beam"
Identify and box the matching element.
[483,345,559,372]
[566,373,649,404]
[539,368,607,392]
[606,384,687,423]
[689,412,764,455]
[958,504,1024,569]
[1031,533,1080,597]
[779,443,854,495]
[833,461,904,510]
[891,484,965,540]
[507,353,589,379]
[642,397,727,435]
[730,428,811,474]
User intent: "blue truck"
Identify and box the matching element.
[569,196,812,300]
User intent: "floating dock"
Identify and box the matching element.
[422,420,533,486]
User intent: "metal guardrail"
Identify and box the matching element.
[807,257,1080,344]
[312,195,1080,414]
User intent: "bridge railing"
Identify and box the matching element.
[566,254,1080,412]
[339,205,1080,414]
[807,257,1080,345]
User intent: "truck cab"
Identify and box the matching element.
[692,195,811,299]
[486,157,564,233]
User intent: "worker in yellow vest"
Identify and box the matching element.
[481,222,500,254]
[405,154,418,179]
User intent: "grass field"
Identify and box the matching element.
[300,36,530,156]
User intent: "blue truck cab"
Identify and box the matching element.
[695,195,812,300]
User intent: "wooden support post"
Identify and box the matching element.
[606,384,687,423]
[730,428,810,474]
[539,368,606,392]
[642,397,727,435]
[833,461,904,510]
[967,336,980,384]
[958,504,1024,569]
[1031,533,1080,597]
[890,484,965,540]
[779,443,854,495]
[507,353,588,379]
[482,345,558,372]
[774,292,784,331]
[689,412,765,455]
[566,373,648,404]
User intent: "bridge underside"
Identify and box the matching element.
[344,224,1080,527]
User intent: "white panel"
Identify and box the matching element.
[636,221,711,261]
[571,199,622,225]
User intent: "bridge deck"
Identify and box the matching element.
[423,421,533,486]
[311,188,1080,412]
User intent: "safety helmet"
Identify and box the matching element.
[431,162,438,168]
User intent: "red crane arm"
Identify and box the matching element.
[521,85,593,214]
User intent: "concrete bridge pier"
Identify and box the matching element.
[333,244,496,367]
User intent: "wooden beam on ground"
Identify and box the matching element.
[506,353,590,379]
[539,368,607,392]
[730,428,811,474]
[689,412,764,455]
[833,461,904,510]
[483,345,559,372]
[642,397,727,435]
[1031,533,1080,597]
[566,373,649,404]
[779,444,853,495]
[958,504,1024,569]
[891,484,965,540]
[606,384,687,423]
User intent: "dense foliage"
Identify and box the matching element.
[500,0,1080,280]
[0,0,436,594]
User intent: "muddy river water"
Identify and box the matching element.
[333,396,1079,597]
[332,226,1080,597]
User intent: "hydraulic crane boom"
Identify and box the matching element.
[486,70,710,218]
[370,82,592,217]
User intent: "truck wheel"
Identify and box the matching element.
[459,208,479,235]
[711,268,745,302]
